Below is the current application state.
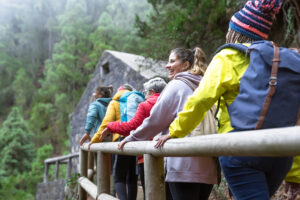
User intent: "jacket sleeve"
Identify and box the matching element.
[285,156,300,183]
[169,53,240,138]
[91,101,117,143]
[107,102,147,136]
[124,81,183,142]
[84,102,98,134]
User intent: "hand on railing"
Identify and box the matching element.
[88,142,93,151]
[80,133,91,146]
[285,181,300,200]
[118,140,128,150]
[99,128,111,141]
[155,135,171,148]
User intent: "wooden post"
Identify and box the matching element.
[79,149,88,200]
[55,161,59,181]
[67,157,72,180]
[144,154,165,200]
[43,163,49,183]
[97,152,111,196]
[88,152,95,170]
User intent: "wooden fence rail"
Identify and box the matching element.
[44,152,79,183]
[79,126,300,200]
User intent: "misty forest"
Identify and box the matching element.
[0,0,299,199]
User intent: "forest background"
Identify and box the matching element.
[0,0,299,199]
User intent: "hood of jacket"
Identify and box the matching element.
[173,71,202,89]
[96,97,112,107]
[112,89,130,101]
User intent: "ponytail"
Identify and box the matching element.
[191,47,207,76]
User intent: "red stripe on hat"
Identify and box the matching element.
[231,16,268,39]
[243,8,272,26]
[239,11,270,30]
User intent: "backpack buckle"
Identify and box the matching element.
[269,76,277,86]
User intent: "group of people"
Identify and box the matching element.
[80,0,300,199]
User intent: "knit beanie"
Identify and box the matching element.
[229,0,281,40]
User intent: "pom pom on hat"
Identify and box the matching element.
[229,0,281,40]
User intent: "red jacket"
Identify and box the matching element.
[107,93,160,136]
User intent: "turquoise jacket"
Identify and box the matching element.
[85,98,112,136]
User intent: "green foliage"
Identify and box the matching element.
[0,175,34,200]
[0,107,35,177]
[65,173,80,200]
[0,0,298,198]
[0,144,53,199]
[135,0,231,59]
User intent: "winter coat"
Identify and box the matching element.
[124,71,218,184]
[107,93,160,136]
[91,90,130,143]
[85,98,112,136]
[285,156,300,183]
[169,45,250,136]
[108,93,159,164]
[168,44,298,184]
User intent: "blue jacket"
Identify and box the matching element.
[85,98,112,135]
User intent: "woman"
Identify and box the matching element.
[118,47,218,200]
[163,0,293,199]
[100,77,167,199]
[89,84,144,200]
[80,86,113,145]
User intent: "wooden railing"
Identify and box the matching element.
[44,152,79,183]
[79,126,300,200]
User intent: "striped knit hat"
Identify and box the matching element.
[229,0,281,40]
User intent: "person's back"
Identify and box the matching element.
[120,48,218,200]
[80,86,113,145]
[168,0,298,199]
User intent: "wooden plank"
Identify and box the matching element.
[78,177,118,200]
[144,154,165,200]
[78,177,97,199]
[43,163,49,183]
[81,126,300,157]
[67,157,72,180]
[55,161,59,181]
[97,152,111,196]
[79,149,88,200]
[45,152,79,164]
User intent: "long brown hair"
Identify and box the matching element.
[95,85,113,98]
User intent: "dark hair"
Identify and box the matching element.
[171,47,207,76]
[95,85,113,98]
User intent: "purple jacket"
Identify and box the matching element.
[124,71,218,184]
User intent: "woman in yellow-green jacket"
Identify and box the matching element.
[156,0,295,199]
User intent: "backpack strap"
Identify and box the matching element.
[213,43,249,127]
[255,42,280,129]
[215,43,248,55]
[296,108,300,126]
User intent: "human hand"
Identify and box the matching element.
[154,135,171,148]
[80,133,91,146]
[88,142,93,151]
[118,140,128,150]
[99,128,111,141]
[285,181,300,200]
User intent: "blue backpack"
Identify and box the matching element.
[216,40,300,131]
[119,91,145,122]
